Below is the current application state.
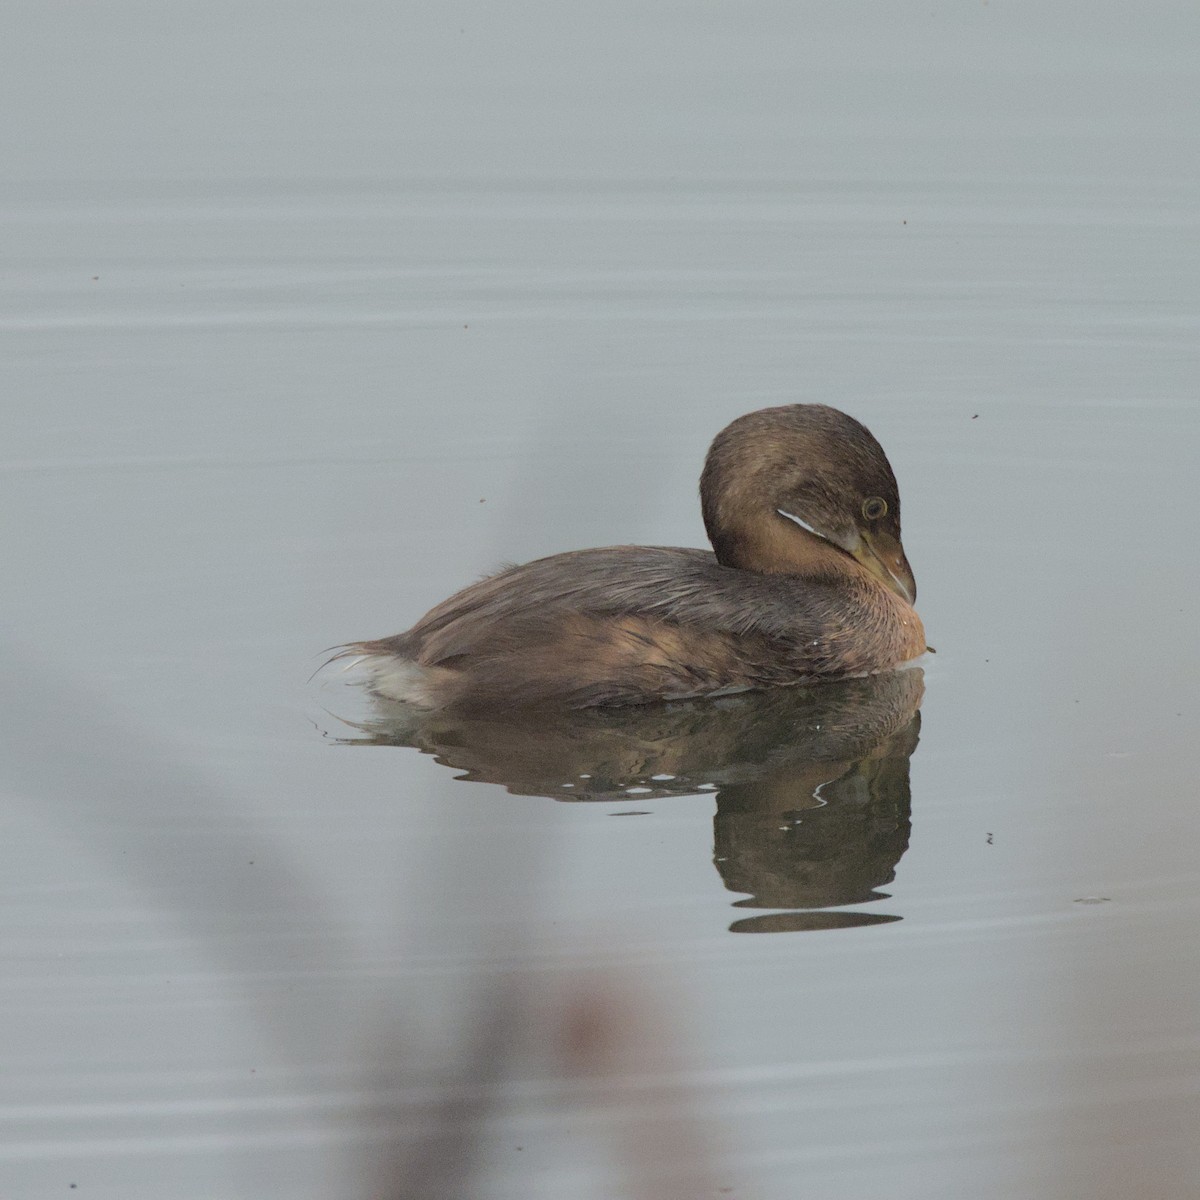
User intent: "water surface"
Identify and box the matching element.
[3,3,1200,1197]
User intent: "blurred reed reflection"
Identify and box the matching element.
[343,669,924,933]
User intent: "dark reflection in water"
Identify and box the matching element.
[344,669,923,932]
[730,911,903,934]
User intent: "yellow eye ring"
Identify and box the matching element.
[862,496,888,521]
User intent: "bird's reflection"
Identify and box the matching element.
[344,669,924,933]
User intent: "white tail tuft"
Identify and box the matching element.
[356,655,437,707]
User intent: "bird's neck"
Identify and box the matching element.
[711,514,854,578]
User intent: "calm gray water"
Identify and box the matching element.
[4,3,1200,1197]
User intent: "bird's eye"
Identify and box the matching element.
[862,496,888,521]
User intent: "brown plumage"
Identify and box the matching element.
[337,404,926,710]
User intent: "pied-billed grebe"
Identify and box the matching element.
[338,404,925,709]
